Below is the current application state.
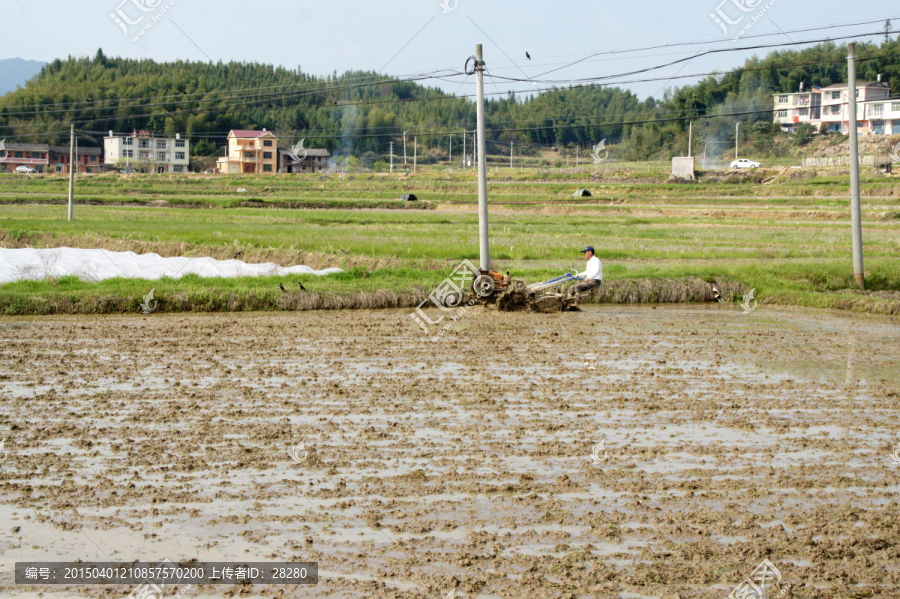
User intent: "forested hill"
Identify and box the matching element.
[1,38,898,160]
[0,50,653,157]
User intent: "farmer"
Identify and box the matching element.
[567,245,602,308]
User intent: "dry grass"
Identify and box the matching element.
[4,278,899,316]
[585,277,748,304]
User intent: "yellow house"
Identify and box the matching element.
[216,130,279,174]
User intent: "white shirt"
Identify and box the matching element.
[578,256,602,281]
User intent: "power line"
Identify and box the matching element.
[0,63,462,112]
[0,70,461,118]
[491,30,891,85]
[523,18,899,79]
[30,48,897,136]
[4,33,898,142]
[7,16,895,116]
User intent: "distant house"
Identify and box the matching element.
[278,147,331,173]
[216,130,279,174]
[772,85,822,133]
[104,130,190,173]
[819,79,892,134]
[48,145,102,174]
[774,76,896,135]
[0,142,49,173]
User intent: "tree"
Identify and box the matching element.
[794,123,817,144]
[2,42,892,161]
[343,155,359,172]
[360,152,377,170]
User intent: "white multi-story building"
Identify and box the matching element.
[774,76,897,135]
[819,79,891,134]
[104,130,190,173]
[773,85,822,132]
[859,97,900,135]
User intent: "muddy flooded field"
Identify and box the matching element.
[1,305,899,598]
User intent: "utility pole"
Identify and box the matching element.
[688,122,693,157]
[510,141,513,168]
[67,124,74,221]
[847,42,865,289]
[735,121,742,160]
[413,136,417,173]
[575,147,579,167]
[475,44,490,270]
[449,134,452,164]
[403,129,408,169]
[462,131,466,168]
[389,142,393,173]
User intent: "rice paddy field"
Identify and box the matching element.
[2,164,900,599]
[0,164,899,315]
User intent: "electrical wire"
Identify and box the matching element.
[490,30,892,85]
[3,30,898,143]
[23,48,897,136]
[6,17,894,117]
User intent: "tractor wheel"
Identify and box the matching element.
[512,279,527,291]
[473,275,495,297]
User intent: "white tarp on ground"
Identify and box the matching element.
[0,247,343,283]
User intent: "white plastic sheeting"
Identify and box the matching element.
[0,247,342,283]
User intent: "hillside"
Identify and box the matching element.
[0,49,650,159]
[1,39,899,160]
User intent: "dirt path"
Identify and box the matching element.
[1,306,899,598]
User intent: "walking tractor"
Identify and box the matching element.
[466,265,584,313]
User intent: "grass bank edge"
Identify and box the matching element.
[1,265,897,316]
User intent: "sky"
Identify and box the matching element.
[1,0,896,101]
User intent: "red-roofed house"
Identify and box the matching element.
[216,129,278,174]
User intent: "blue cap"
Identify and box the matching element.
[580,246,594,253]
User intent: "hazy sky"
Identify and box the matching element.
[1,0,895,101]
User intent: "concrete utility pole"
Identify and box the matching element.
[403,130,409,168]
[389,142,393,173]
[510,141,513,168]
[449,134,452,163]
[67,124,74,221]
[688,122,693,157]
[475,44,490,270]
[847,42,865,289]
[735,121,742,160]
[413,136,417,173]
[462,131,466,168]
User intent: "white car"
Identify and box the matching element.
[15,165,37,174]
[730,158,760,169]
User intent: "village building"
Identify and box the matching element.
[819,79,892,134]
[773,85,822,133]
[774,76,896,135]
[104,130,190,173]
[48,145,102,173]
[0,142,49,173]
[216,130,278,174]
[278,147,331,173]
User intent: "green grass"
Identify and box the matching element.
[2,168,898,205]
[2,258,897,316]
[1,169,898,315]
